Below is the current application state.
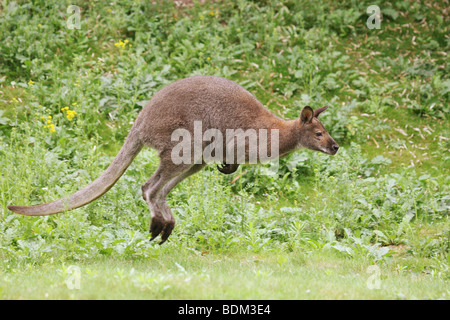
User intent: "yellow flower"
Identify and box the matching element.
[314,168,318,172]
[114,39,131,50]
[66,110,77,121]
[115,41,125,49]
[44,122,55,133]
[28,80,34,86]
[209,11,215,16]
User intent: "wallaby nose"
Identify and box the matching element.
[332,144,339,152]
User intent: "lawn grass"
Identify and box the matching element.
[1,248,448,300]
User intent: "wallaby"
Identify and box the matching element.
[8,75,339,244]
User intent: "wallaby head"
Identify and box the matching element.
[298,105,339,155]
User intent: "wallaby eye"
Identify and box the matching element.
[316,132,323,137]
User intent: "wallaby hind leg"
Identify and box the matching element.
[141,166,166,241]
[142,158,196,243]
[157,163,206,244]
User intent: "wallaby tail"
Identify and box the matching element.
[7,129,143,216]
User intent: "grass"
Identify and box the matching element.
[1,249,448,300]
[0,0,448,299]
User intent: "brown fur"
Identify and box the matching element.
[8,75,338,244]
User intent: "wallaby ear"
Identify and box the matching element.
[314,105,329,118]
[300,106,314,124]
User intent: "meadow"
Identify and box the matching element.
[0,0,448,299]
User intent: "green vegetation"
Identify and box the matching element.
[0,0,448,299]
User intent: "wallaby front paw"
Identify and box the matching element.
[217,163,239,174]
